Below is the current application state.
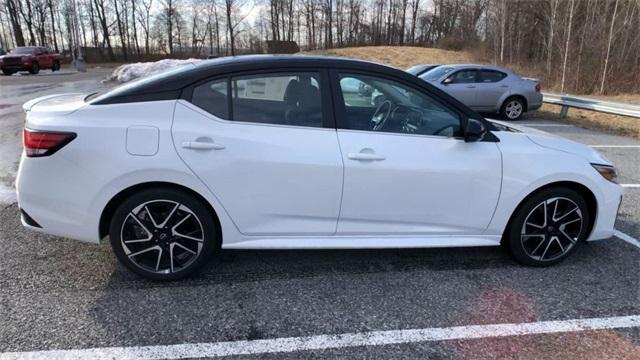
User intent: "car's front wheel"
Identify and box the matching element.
[500,97,525,120]
[2,69,14,76]
[109,187,218,280]
[52,60,60,72]
[506,187,590,266]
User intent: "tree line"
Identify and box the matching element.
[1,0,638,94]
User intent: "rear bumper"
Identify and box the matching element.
[527,94,544,111]
[16,152,102,243]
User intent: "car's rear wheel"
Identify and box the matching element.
[500,97,525,120]
[109,188,218,280]
[506,187,590,266]
[29,62,39,75]
[52,60,60,72]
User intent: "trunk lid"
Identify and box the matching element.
[23,93,87,115]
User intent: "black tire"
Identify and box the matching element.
[2,69,14,76]
[109,187,218,280]
[506,187,590,266]
[28,62,39,75]
[500,96,525,120]
[52,60,60,72]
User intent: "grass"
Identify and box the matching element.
[303,46,639,138]
[535,104,640,139]
[302,46,476,69]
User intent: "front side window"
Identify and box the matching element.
[480,70,507,83]
[446,70,478,84]
[231,72,323,127]
[338,74,462,138]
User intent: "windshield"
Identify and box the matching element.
[87,63,197,104]
[419,66,454,81]
[10,47,37,54]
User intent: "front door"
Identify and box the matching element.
[172,71,343,236]
[333,72,502,235]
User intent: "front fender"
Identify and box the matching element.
[487,132,609,236]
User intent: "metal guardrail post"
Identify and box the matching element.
[559,105,569,118]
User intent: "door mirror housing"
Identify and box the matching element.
[442,77,453,85]
[464,118,487,142]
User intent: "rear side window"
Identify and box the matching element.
[480,70,507,83]
[231,72,323,128]
[191,79,229,119]
[190,72,324,128]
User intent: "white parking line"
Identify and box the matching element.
[1,315,638,360]
[614,230,640,249]
[621,184,640,188]
[589,145,640,148]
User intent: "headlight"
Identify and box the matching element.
[591,164,618,183]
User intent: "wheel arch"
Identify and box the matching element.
[503,94,528,112]
[502,181,597,243]
[98,181,223,247]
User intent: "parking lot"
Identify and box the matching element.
[0,70,638,359]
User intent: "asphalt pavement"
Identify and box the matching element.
[0,70,638,359]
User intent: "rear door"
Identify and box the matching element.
[441,69,479,107]
[172,70,344,236]
[475,69,509,110]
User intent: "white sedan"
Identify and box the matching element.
[17,55,622,280]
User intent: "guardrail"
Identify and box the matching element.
[543,93,640,118]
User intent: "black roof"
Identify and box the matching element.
[89,55,488,130]
[92,55,409,105]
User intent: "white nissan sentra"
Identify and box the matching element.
[16,55,623,280]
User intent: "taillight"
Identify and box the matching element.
[23,129,76,157]
[535,83,541,92]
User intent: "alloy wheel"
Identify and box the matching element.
[120,200,204,274]
[520,197,583,262]
[505,100,523,119]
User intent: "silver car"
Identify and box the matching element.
[415,64,542,120]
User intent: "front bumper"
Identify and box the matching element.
[1,65,30,72]
[588,182,624,241]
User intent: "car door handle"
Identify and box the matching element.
[347,152,386,161]
[182,141,225,150]
[466,85,476,88]
[500,85,509,88]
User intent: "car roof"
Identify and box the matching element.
[92,55,417,104]
[434,64,512,73]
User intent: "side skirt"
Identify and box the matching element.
[222,236,501,250]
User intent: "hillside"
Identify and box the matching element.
[303,46,476,69]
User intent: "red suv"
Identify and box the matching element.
[0,46,61,75]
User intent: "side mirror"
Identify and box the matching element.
[464,118,487,142]
[442,77,453,85]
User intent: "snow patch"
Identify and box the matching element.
[106,59,202,83]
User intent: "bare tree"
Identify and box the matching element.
[600,0,620,94]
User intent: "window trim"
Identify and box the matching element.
[182,68,335,129]
[330,69,468,140]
